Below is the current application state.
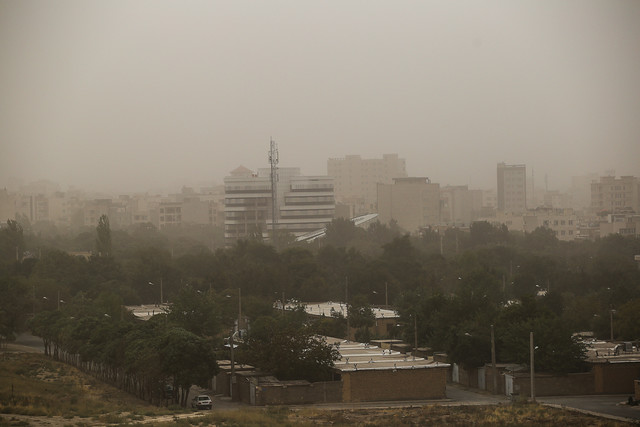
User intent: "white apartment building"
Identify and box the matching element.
[523,208,578,241]
[497,163,527,213]
[477,208,579,241]
[599,213,640,238]
[591,176,640,214]
[327,154,407,216]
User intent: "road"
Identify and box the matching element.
[539,394,640,422]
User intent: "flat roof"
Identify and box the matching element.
[125,304,169,320]
[324,336,449,372]
[286,301,398,319]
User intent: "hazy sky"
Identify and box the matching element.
[1,1,639,194]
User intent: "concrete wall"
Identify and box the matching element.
[593,362,640,394]
[342,367,448,402]
[255,381,342,406]
[454,364,479,388]
[514,372,596,397]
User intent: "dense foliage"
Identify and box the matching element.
[1,217,639,379]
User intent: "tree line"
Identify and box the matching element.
[1,215,639,378]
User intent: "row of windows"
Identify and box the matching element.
[160,215,181,222]
[160,207,181,214]
[281,209,334,217]
[225,198,269,206]
[543,219,575,226]
[286,196,334,204]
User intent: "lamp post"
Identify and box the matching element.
[226,288,242,401]
[491,324,497,395]
[148,279,163,305]
[530,331,536,403]
[610,309,616,341]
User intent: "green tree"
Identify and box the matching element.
[242,314,340,382]
[96,214,112,257]
[167,286,220,337]
[0,219,24,263]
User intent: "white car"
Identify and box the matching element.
[191,394,213,410]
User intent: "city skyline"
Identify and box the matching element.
[2,1,639,194]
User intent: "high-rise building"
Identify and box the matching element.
[377,177,440,233]
[497,163,527,213]
[590,175,640,214]
[224,166,335,246]
[224,166,272,244]
[327,154,407,216]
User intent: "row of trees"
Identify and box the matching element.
[27,294,217,407]
[2,215,640,378]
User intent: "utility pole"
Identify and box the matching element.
[385,282,388,308]
[610,309,615,341]
[491,324,497,394]
[238,288,242,332]
[229,331,235,400]
[345,277,350,341]
[269,138,279,245]
[530,331,536,402]
[413,314,418,355]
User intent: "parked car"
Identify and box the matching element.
[191,394,213,410]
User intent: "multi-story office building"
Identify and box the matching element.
[277,175,335,237]
[224,166,335,246]
[327,154,407,216]
[224,166,272,243]
[590,175,640,214]
[377,177,440,233]
[497,163,527,213]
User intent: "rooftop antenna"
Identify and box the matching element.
[269,138,279,244]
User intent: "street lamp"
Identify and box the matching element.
[610,309,616,341]
[148,280,163,305]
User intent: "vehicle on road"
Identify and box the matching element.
[191,394,213,410]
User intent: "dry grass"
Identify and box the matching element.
[0,352,632,426]
[0,352,169,419]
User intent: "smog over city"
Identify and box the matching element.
[1,1,639,195]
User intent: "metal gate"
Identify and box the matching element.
[505,374,513,396]
[477,367,486,390]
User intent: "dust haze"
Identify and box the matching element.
[1,1,639,194]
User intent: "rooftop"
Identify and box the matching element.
[285,301,398,319]
[324,336,449,372]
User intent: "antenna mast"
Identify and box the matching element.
[269,138,279,243]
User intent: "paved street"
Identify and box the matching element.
[539,394,640,422]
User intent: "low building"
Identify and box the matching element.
[328,337,449,402]
[285,301,399,339]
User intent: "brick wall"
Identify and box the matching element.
[255,381,343,405]
[342,367,448,402]
[593,362,640,394]
[514,372,595,397]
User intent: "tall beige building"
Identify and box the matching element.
[377,177,440,233]
[327,154,407,216]
[497,163,527,213]
[590,175,640,214]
